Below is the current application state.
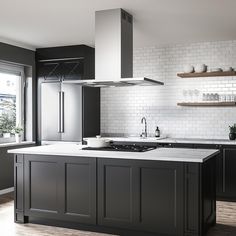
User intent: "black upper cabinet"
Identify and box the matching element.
[36,45,95,80]
[62,60,84,80]
[37,62,62,80]
[37,59,84,81]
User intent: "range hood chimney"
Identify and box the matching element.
[63,8,164,87]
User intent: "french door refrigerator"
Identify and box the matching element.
[41,82,82,142]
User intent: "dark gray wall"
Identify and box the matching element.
[0,144,35,191]
[0,42,36,191]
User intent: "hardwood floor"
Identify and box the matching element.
[0,193,112,236]
[1,193,236,235]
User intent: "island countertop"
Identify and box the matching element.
[105,136,236,145]
[8,143,219,163]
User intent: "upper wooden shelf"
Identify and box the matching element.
[177,71,236,78]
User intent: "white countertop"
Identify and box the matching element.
[107,137,236,145]
[8,144,219,163]
[0,141,35,148]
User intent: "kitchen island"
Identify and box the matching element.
[9,144,219,236]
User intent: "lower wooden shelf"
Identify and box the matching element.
[177,102,236,107]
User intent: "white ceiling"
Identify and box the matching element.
[1,0,236,50]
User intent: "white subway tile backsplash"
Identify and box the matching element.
[101,40,236,139]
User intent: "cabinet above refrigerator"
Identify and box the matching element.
[36,45,100,144]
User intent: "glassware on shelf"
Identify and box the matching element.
[182,89,188,102]
[202,93,220,102]
[193,89,200,102]
[226,94,231,102]
[202,93,207,101]
[219,94,226,102]
[188,89,193,102]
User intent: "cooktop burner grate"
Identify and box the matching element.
[82,144,157,152]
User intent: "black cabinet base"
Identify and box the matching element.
[14,154,216,236]
[24,216,168,236]
[15,212,29,224]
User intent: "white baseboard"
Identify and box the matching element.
[0,187,14,195]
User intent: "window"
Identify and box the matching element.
[0,62,24,142]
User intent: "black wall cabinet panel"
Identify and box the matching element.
[222,148,236,199]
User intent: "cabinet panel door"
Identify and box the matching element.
[216,150,223,198]
[223,148,236,198]
[24,155,60,218]
[60,157,96,224]
[62,60,84,80]
[138,161,184,236]
[97,158,138,229]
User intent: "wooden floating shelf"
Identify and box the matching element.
[177,102,236,107]
[177,71,236,78]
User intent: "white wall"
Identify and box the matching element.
[101,40,236,139]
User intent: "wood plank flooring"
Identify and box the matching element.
[1,193,236,235]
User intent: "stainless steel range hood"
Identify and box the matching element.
[63,8,164,87]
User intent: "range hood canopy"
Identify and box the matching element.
[64,8,164,87]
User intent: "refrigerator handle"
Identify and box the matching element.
[58,92,62,133]
[61,91,65,133]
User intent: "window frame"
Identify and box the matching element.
[0,61,25,140]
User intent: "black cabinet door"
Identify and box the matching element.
[59,156,96,224]
[171,143,194,148]
[137,161,184,236]
[37,62,62,80]
[223,148,236,199]
[194,144,223,198]
[24,155,96,224]
[97,158,184,235]
[37,59,84,81]
[62,60,84,80]
[97,158,139,229]
[24,155,60,218]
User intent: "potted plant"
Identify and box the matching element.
[229,124,236,140]
[0,113,14,138]
[13,125,24,143]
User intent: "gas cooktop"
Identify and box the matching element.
[82,144,157,152]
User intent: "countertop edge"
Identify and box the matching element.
[0,141,36,148]
[8,146,219,163]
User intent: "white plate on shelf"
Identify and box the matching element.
[223,67,233,72]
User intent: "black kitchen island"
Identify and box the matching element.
[9,144,219,236]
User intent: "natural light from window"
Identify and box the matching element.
[0,71,22,140]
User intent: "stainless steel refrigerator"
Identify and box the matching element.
[41,82,82,143]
